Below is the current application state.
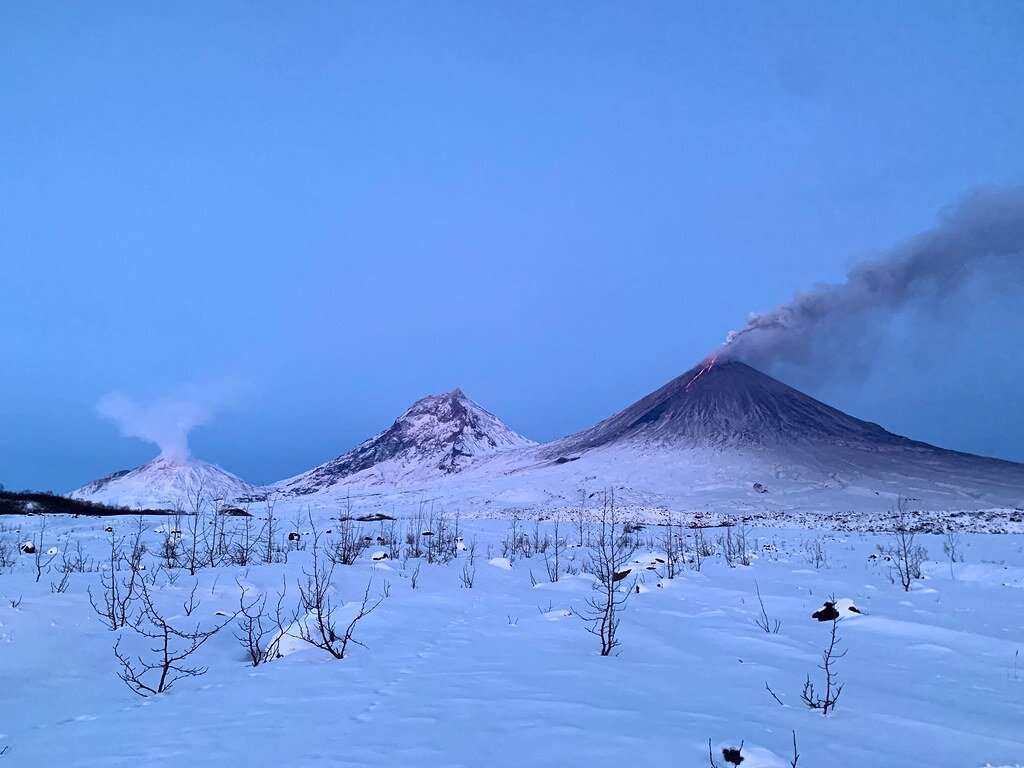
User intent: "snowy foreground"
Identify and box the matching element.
[1,512,1023,767]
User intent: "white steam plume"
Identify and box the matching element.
[96,380,247,463]
[719,185,1024,368]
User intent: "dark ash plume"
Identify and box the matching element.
[719,185,1024,368]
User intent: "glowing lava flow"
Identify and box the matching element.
[684,356,716,392]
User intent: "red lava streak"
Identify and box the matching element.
[684,356,716,392]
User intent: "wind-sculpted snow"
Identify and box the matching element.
[69,457,257,510]
[276,388,537,495]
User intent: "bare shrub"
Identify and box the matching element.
[660,511,683,579]
[416,505,459,564]
[404,505,427,560]
[573,491,638,656]
[691,527,712,572]
[180,485,211,575]
[501,513,528,563]
[260,495,289,565]
[942,524,962,579]
[125,517,148,571]
[379,519,401,560]
[89,527,145,631]
[531,520,550,556]
[159,513,183,569]
[182,582,200,616]
[234,579,298,666]
[298,579,382,659]
[328,516,368,566]
[717,524,752,568]
[204,502,235,569]
[228,512,259,567]
[31,519,57,583]
[572,486,589,547]
[287,511,308,554]
[296,524,384,659]
[409,561,421,590]
[0,536,16,573]
[753,581,781,634]
[235,587,270,666]
[717,526,737,567]
[60,539,94,574]
[50,570,71,593]
[878,497,927,591]
[113,581,232,696]
[804,537,827,570]
[736,525,753,566]
[53,531,98,592]
[543,515,567,583]
[800,615,846,715]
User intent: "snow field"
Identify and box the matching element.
[0,515,1022,767]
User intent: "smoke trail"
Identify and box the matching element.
[719,185,1024,368]
[96,380,247,462]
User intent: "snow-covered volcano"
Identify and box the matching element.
[68,362,1024,519]
[276,389,536,495]
[543,357,914,456]
[479,357,1024,515]
[69,457,257,510]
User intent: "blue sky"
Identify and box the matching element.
[2,2,1023,491]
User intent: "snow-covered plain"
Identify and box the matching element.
[1,510,1022,767]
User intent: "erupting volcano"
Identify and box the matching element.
[684,356,717,392]
[540,357,919,456]
[489,357,1024,517]
[70,456,257,510]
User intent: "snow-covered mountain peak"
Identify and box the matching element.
[69,456,257,510]
[68,363,1024,516]
[544,357,909,456]
[277,389,536,494]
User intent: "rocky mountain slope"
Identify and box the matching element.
[275,388,536,495]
